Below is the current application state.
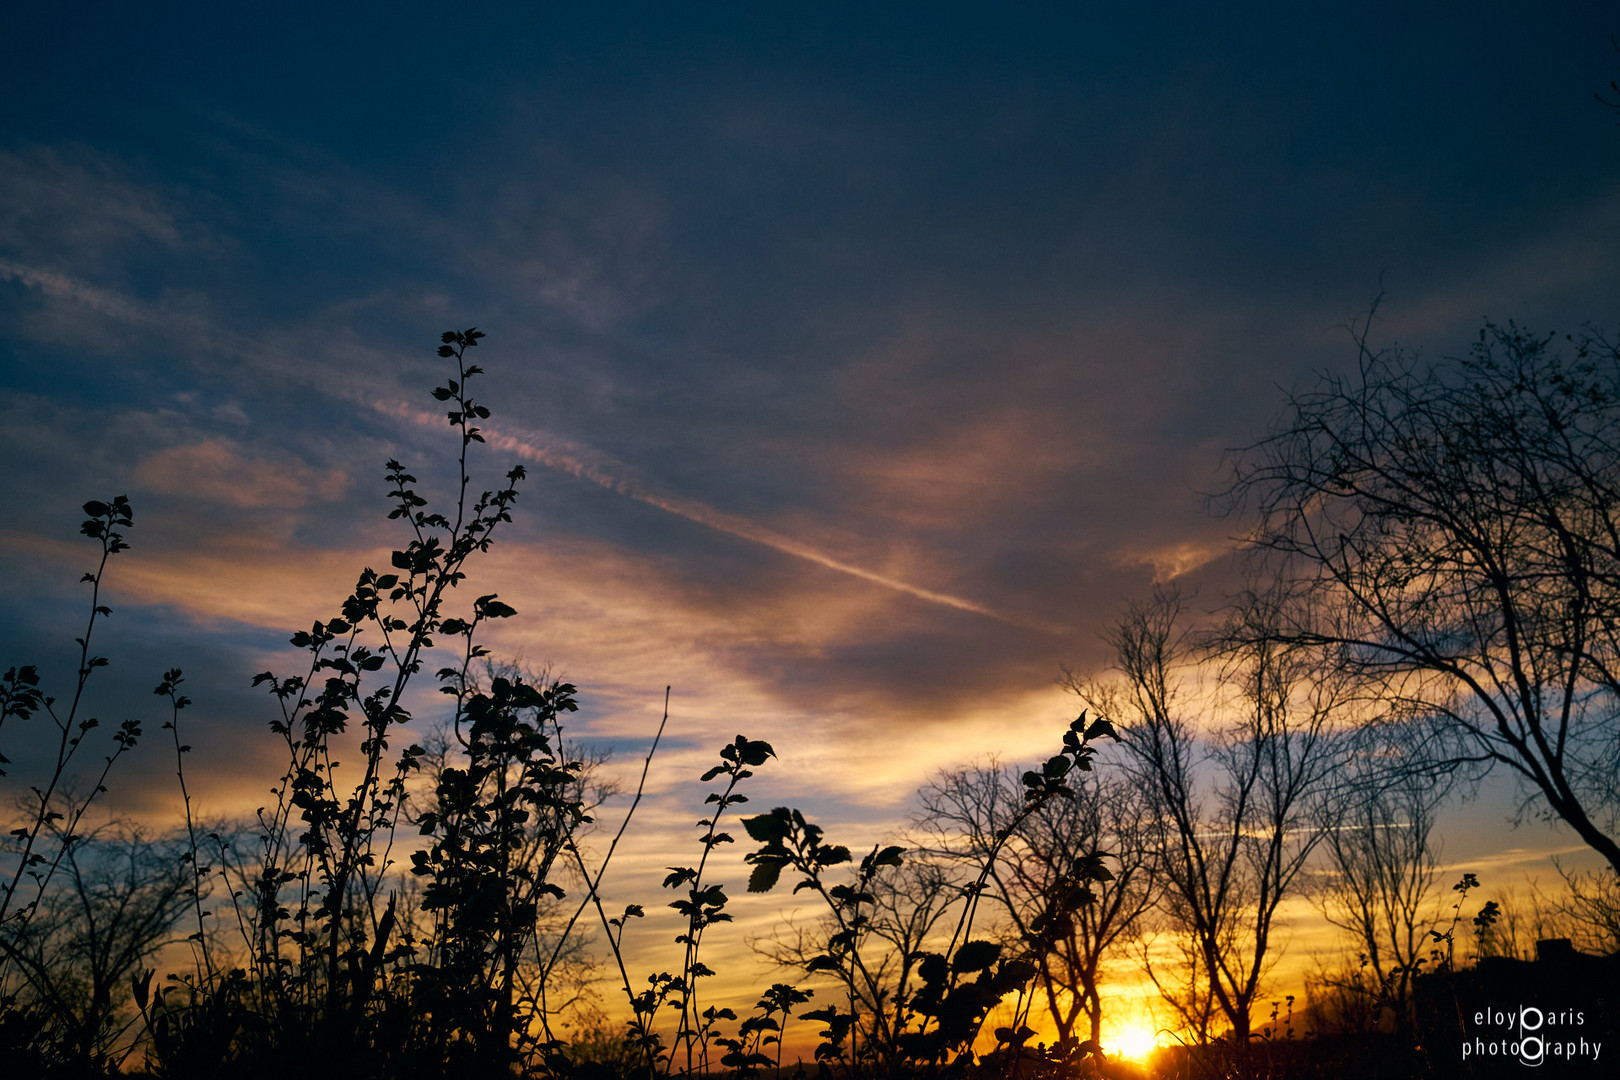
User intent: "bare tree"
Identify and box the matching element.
[1071,587,1345,1042]
[914,759,1158,1051]
[1228,320,1620,876]
[1314,771,1446,1032]
[1551,860,1620,954]
[753,853,961,1062]
[0,815,192,1069]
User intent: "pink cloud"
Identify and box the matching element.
[132,437,348,509]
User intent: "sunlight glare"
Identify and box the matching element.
[1109,1022,1159,1062]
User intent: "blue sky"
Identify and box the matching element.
[3,0,1619,1027]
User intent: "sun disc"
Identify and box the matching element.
[1109,1022,1159,1061]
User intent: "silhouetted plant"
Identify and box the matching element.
[587,734,774,1077]
[0,495,158,1074]
[716,982,813,1076]
[743,711,1119,1076]
[1426,873,1482,974]
[666,735,773,1076]
[137,329,609,1078]
[1070,586,1346,1045]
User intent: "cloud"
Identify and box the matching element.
[0,499,1085,811]
[1114,539,1226,583]
[0,145,201,271]
[471,170,669,331]
[0,253,460,438]
[1390,184,1620,339]
[0,526,371,633]
[132,438,348,509]
[374,398,1057,630]
[0,257,161,326]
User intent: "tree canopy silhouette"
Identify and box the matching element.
[1229,319,1620,877]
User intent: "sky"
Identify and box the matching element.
[3,0,1620,1047]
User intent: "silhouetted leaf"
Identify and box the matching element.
[748,861,784,893]
[743,810,789,842]
[1084,717,1118,741]
[738,738,775,766]
[952,939,1001,973]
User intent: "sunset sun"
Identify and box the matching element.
[1108,1022,1161,1062]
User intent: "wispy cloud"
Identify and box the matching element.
[0,258,159,325]
[0,145,202,270]
[0,251,1048,631]
[376,399,1064,631]
[132,438,348,508]
[1392,184,1620,338]
[1114,539,1226,583]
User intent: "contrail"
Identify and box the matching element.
[0,259,1056,631]
[377,401,1060,631]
